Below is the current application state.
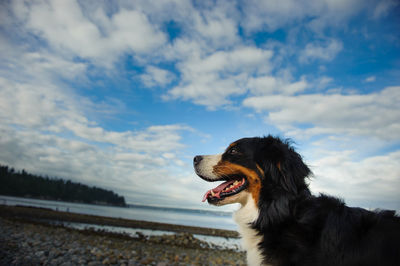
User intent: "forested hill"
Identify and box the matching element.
[0,165,126,207]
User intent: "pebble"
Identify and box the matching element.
[0,217,246,265]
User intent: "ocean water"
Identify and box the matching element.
[0,195,238,231]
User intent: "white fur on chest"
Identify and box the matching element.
[234,195,268,266]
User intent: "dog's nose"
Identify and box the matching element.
[193,155,203,166]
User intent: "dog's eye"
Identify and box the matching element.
[229,148,239,155]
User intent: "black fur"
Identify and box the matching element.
[231,136,400,266]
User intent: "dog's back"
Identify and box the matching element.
[256,194,400,266]
[314,204,400,266]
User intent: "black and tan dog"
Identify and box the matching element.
[194,135,400,266]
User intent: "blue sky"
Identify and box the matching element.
[0,0,399,211]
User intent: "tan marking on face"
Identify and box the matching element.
[277,161,282,171]
[213,161,262,205]
[256,164,264,177]
[226,142,237,151]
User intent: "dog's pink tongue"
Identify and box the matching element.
[202,191,212,202]
[202,180,235,202]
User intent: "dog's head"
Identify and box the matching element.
[194,136,311,207]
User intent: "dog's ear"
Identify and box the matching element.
[278,147,310,194]
[256,136,310,194]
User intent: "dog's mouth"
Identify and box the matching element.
[202,177,248,203]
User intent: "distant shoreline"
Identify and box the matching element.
[0,165,127,207]
[0,205,239,238]
[0,195,128,208]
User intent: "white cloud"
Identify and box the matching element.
[309,149,400,210]
[191,3,239,47]
[165,75,245,108]
[165,46,273,109]
[365,76,376,82]
[110,9,166,52]
[243,86,400,141]
[247,75,308,96]
[140,66,176,88]
[0,36,87,85]
[238,0,396,36]
[12,0,166,66]
[372,0,399,19]
[240,0,367,33]
[182,46,273,75]
[299,39,343,63]
[315,76,334,89]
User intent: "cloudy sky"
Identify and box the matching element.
[0,0,399,211]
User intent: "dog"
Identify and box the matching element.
[194,135,400,266]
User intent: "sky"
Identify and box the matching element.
[0,0,399,212]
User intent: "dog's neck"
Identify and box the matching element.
[234,194,272,266]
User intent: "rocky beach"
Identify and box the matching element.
[0,206,246,265]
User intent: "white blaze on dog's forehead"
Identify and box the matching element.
[195,154,222,180]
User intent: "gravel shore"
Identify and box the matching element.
[0,214,246,265]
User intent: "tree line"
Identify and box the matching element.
[0,165,126,207]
